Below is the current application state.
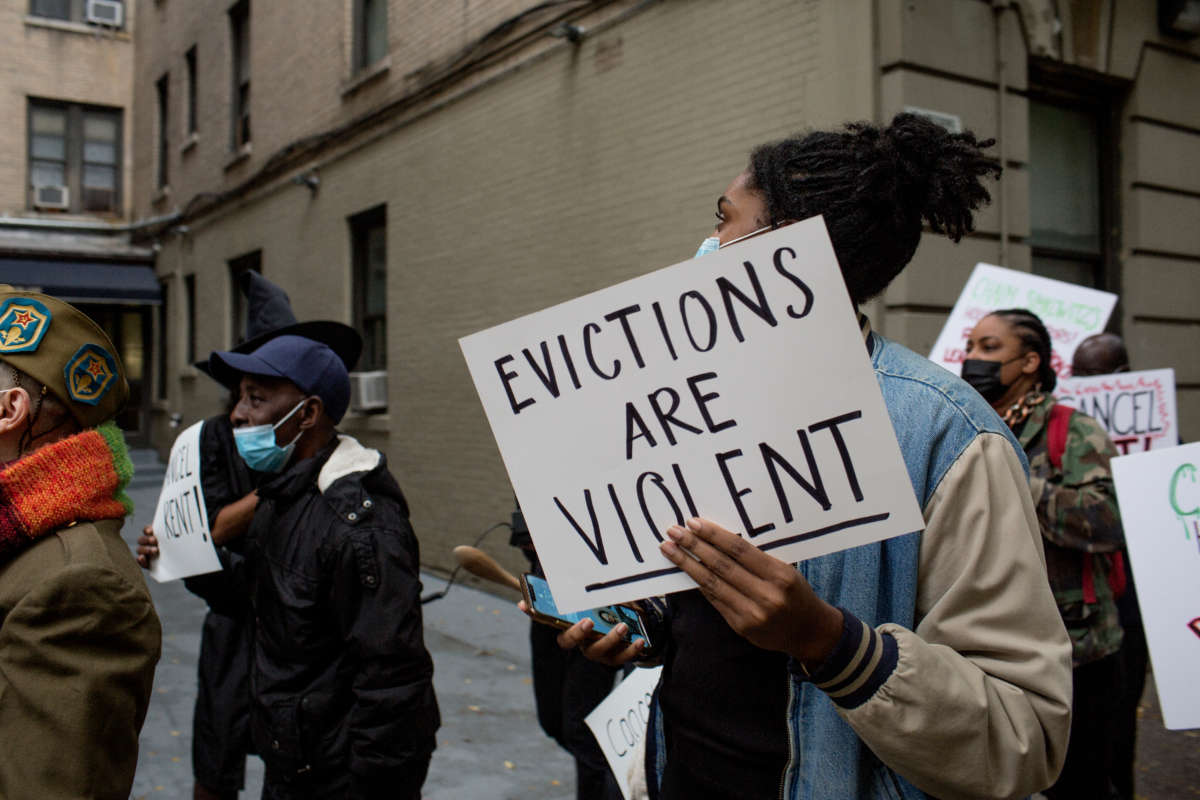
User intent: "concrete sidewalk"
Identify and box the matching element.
[124,449,577,800]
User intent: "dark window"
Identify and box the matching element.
[30,0,124,27]
[185,46,198,136]
[350,206,387,371]
[1027,69,1121,295]
[30,0,70,20]
[28,99,122,214]
[229,0,251,150]
[1029,101,1103,286]
[354,0,388,73]
[157,280,169,400]
[156,74,169,188]
[228,251,261,345]
[185,274,198,364]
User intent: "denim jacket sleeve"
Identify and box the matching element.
[833,432,1073,800]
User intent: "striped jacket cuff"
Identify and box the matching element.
[795,609,898,709]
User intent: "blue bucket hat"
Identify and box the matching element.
[209,334,351,423]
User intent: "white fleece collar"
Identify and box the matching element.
[317,435,382,493]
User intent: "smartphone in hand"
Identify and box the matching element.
[521,573,651,648]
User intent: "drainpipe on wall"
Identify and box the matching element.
[993,0,1011,269]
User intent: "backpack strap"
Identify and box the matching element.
[1047,403,1073,470]
[1047,404,1128,602]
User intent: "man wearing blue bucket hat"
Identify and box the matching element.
[150,327,440,800]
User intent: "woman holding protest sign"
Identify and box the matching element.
[547,113,1072,800]
[963,307,1126,799]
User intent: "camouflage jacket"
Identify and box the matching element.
[1015,396,1124,666]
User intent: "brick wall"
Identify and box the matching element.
[131,0,635,221]
[0,1,136,218]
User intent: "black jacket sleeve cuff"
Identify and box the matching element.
[790,608,898,710]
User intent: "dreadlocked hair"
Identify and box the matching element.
[747,112,1001,304]
[989,308,1057,393]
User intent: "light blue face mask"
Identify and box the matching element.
[694,236,721,258]
[233,399,307,473]
[694,224,777,259]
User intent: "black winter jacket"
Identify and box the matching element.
[202,434,440,796]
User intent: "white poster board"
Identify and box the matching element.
[1111,442,1200,730]
[460,218,925,612]
[929,263,1117,380]
[149,420,222,582]
[1055,369,1177,454]
[585,666,663,800]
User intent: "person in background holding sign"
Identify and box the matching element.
[1072,331,1146,800]
[555,115,1072,799]
[0,287,161,798]
[142,329,439,799]
[963,308,1125,799]
[138,273,365,800]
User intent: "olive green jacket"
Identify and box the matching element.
[0,519,161,799]
[1017,399,1125,666]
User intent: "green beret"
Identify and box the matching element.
[0,286,128,429]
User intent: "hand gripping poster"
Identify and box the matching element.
[460,218,924,613]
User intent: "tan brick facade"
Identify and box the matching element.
[138,0,1200,579]
[0,1,137,219]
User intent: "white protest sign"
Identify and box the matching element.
[1055,369,1177,455]
[149,420,222,582]
[585,666,663,800]
[460,218,925,612]
[1111,443,1200,730]
[929,263,1117,379]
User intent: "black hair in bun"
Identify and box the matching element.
[747,113,1001,304]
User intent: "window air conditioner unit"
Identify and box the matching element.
[34,185,69,210]
[349,370,388,412]
[86,0,123,27]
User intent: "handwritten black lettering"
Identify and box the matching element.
[495,355,535,415]
[717,261,777,342]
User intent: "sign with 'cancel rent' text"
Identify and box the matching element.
[149,420,222,582]
[460,218,925,613]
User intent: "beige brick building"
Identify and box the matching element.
[0,0,159,439]
[133,0,1200,578]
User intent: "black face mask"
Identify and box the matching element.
[961,357,1021,403]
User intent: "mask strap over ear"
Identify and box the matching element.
[11,366,51,457]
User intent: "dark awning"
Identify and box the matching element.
[0,258,161,305]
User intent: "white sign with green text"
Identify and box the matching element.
[1111,442,1200,730]
[930,263,1117,380]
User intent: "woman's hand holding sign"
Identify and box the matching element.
[552,516,845,670]
[659,517,843,669]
